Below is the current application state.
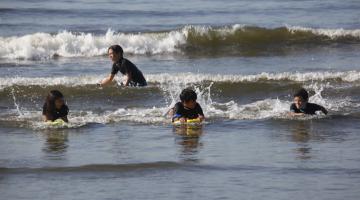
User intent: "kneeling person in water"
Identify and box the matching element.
[42,90,69,122]
[100,45,147,87]
[290,88,328,116]
[172,88,205,123]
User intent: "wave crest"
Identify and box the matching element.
[1,25,360,60]
[1,71,360,90]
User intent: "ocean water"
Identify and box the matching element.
[1,0,360,199]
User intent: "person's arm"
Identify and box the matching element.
[61,116,69,123]
[42,104,49,122]
[172,114,185,122]
[198,115,205,122]
[172,103,185,122]
[124,71,132,86]
[42,115,48,122]
[167,108,174,117]
[197,105,205,122]
[59,106,69,123]
[100,74,115,86]
[321,107,328,115]
[289,112,305,117]
[289,103,304,117]
[317,105,328,115]
[179,117,186,123]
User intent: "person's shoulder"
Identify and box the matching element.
[195,102,203,108]
[174,102,183,108]
[123,58,132,64]
[42,102,47,113]
[173,102,183,113]
[43,102,48,110]
[123,58,136,67]
[111,62,119,71]
[61,105,69,112]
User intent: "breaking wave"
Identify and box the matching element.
[1,25,360,60]
[1,71,360,90]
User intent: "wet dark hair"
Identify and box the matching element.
[108,45,123,57]
[294,88,309,102]
[180,88,197,102]
[45,90,64,120]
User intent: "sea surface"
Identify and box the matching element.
[1,0,360,199]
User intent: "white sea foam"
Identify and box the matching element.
[1,25,360,60]
[287,25,360,39]
[146,71,360,84]
[0,29,186,60]
[1,71,360,90]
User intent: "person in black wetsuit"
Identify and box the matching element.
[42,90,69,122]
[170,88,205,123]
[289,88,328,116]
[99,45,147,87]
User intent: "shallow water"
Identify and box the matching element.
[1,0,360,199]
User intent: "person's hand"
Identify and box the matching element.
[288,112,304,117]
[179,118,186,123]
[198,115,205,122]
[121,81,129,86]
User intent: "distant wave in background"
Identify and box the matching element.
[1,25,360,60]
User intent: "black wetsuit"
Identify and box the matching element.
[173,102,204,120]
[290,103,327,115]
[42,104,69,121]
[111,58,147,86]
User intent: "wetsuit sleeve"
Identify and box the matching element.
[172,103,183,121]
[123,60,132,75]
[42,103,47,115]
[290,103,297,112]
[314,104,328,115]
[111,63,119,75]
[196,104,204,116]
[61,105,69,117]
[173,103,182,116]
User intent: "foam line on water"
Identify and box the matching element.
[287,25,360,39]
[1,71,360,90]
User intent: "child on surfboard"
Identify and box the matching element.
[42,90,69,122]
[289,88,328,116]
[170,88,205,123]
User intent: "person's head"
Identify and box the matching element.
[180,88,197,109]
[108,45,123,63]
[293,88,309,109]
[46,90,65,110]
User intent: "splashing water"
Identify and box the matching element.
[1,71,359,129]
[10,88,23,116]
